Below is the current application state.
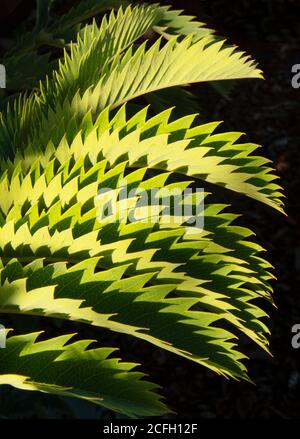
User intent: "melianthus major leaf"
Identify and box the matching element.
[0,3,261,159]
[41,4,261,114]
[0,106,282,383]
[0,2,284,416]
[20,105,282,211]
[0,330,167,417]
[1,1,212,98]
[85,35,261,112]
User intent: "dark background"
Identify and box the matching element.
[0,0,299,419]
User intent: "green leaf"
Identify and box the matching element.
[0,4,262,158]
[0,330,167,417]
[153,4,214,41]
[0,108,282,382]
[0,2,284,415]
